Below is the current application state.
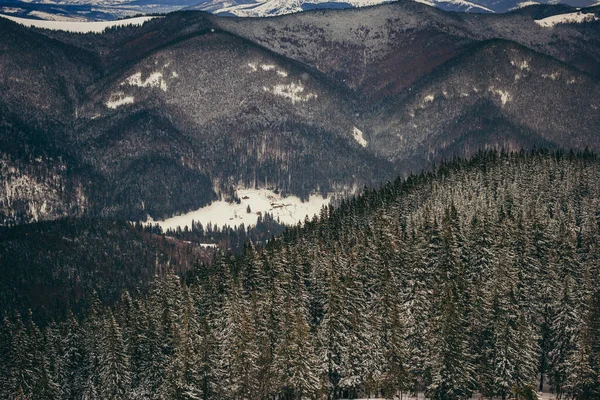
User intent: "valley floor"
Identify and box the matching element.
[146,188,331,230]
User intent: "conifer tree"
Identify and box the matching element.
[162,287,203,400]
[565,325,597,399]
[218,282,260,399]
[60,312,85,400]
[274,304,320,399]
[550,275,581,397]
[98,313,131,400]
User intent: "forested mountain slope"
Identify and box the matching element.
[1,4,599,226]
[2,151,599,399]
[0,219,206,324]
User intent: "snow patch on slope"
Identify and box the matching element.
[413,0,435,6]
[510,1,540,9]
[146,188,331,231]
[1,7,25,13]
[542,72,560,80]
[489,87,511,105]
[511,60,530,71]
[434,0,494,13]
[264,82,317,104]
[106,92,134,109]
[248,62,288,77]
[28,10,89,21]
[352,127,368,147]
[423,94,435,103]
[123,71,168,92]
[535,12,599,27]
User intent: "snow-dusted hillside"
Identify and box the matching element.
[146,188,331,231]
[0,13,157,32]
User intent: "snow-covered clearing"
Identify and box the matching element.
[535,12,599,28]
[0,14,157,33]
[146,188,331,231]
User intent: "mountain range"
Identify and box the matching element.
[0,2,599,227]
[1,0,600,20]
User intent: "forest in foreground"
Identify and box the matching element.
[1,150,599,400]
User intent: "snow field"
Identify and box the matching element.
[146,188,331,231]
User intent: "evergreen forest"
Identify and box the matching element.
[2,151,600,400]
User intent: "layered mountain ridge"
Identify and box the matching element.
[0,3,599,226]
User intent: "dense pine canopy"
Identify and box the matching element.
[2,150,600,399]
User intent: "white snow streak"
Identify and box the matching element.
[263,82,317,104]
[510,0,540,9]
[106,92,134,109]
[352,126,368,147]
[1,7,25,14]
